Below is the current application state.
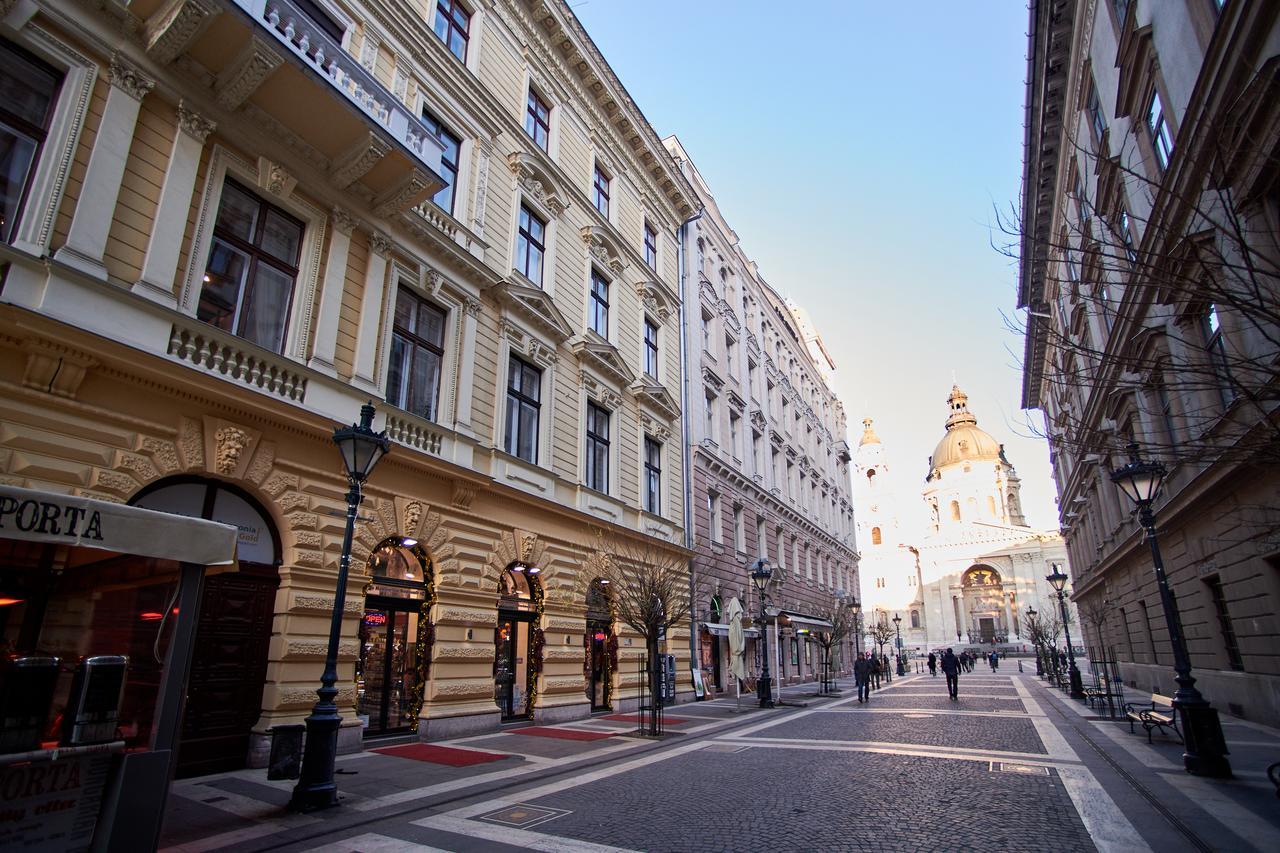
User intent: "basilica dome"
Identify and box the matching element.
[930,386,1002,470]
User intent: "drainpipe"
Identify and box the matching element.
[677,203,705,684]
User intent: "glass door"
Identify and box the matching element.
[495,614,531,721]
[357,597,419,736]
[587,621,609,712]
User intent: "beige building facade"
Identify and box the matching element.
[0,0,698,774]
[1020,1,1280,725]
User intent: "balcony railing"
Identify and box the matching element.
[231,0,445,176]
[167,321,308,402]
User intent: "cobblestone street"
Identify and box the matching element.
[159,670,1280,852]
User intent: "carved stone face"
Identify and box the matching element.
[403,501,423,535]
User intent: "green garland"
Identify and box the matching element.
[405,552,435,726]
[525,579,546,717]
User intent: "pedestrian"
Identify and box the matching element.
[927,652,937,676]
[871,654,882,690]
[989,650,998,672]
[941,648,960,700]
[855,652,872,703]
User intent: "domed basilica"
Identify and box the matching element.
[854,386,1073,653]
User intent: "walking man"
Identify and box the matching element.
[871,654,882,690]
[927,652,937,677]
[989,650,998,672]
[855,652,872,703]
[941,648,960,700]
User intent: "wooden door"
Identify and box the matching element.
[176,565,278,777]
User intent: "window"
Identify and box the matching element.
[644,223,657,269]
[1073,170,1090,226]
[1155,376,1178,447]
[592,163,610,217]
[1086,79,1107,144]
[751,430,762,473]
[525,88,550,151]
[198,179,304,354]
[1147,89,1174,171]
[644,437,662,514]
[707,493,721,543]
[701,311,712,352]
[729,410,740,457]
[949,500,961,521]
[704,389,716,442]
[871,527,882,545]
[294,0,345,42]
[387,288,446,421]
[589,270,609,336]
[775,524,785,571]
[504,355,541,463]
[725,335,735,373]
[1111,0,1131,25]
[584,402,610,492]
[747,360,757,398]
[421,111,461,215]
[756,515,767,558]
[516,205,546,286]
[733,504,744,551]
[432,0,471,62]
[1204,577,1243,670]
[0,41,61,244]
[1117,209,1136,262]
[643,318,659,378]
[1204,304,1234,407]
[910,610,920,629]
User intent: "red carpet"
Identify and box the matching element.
[600,714,690,725]
[371,743,510,766]
[508,726,615,741]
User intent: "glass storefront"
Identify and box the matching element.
[357,540,430,738]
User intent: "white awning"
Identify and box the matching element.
[773,610,835,634]
[703,622,760,639]
[0,484,238,565]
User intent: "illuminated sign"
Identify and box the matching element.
[363,612,387,626]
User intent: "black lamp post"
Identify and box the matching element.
[292,402,390,811]
[1111,443,1231,778]
[1046,565,1085,700]
[750,558,774,708]
[848,595,861,665]
[892,613,905,676]
[1027,606,1043,676]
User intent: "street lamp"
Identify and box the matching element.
[1027,606,1043,676]
[1111,443,1231,778]
[750,558,774,708]
[1046,565,1084,700]
[892,613,905,676]
[848,595,861,661]
[292,402,390,811]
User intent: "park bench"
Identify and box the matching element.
[1125,693,1182,743]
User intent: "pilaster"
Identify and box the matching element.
[308,208,357,374]
[351,231,391,392]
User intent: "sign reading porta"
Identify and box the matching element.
[0,484,238,565]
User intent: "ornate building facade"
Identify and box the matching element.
[0,0,698,774]
[665,137,860,697]
[1020,0,1280,726]
[856,388,1071,654]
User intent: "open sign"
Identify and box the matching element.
[363,612,387,626]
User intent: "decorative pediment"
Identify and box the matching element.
[770,429,784,447]
[634,279,677,322]
[745,332,760,355]
[493,276,574,344]
[717,299,740,332]
[580,225,628,276]
[750,408,767,432]
[582,373,625,410]
[1113,22,1153,120]
[726,389,746,411]
[697,277,717,308]
[508,151,570,217]
[629,379,680,423]
[639,411,673,444]
[571,331,635,389]
[701,364,724,391]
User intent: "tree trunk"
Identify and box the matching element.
[646,635,661,736]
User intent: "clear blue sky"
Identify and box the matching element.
[573,0,1057,531]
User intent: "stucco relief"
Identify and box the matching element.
[430,679,496,699]
[244,441,276,485]
[178,416,204,469]
[139,437,180,475]
[262,471,300,498]
[204,417,260,478]
[115,451,159,484]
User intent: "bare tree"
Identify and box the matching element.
[589,529,693,735]
[868,619,896,663]
[812,595,855,694]
[1077,596,1114,654]
[1002,70,1280,471]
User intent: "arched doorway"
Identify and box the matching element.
[585,578,614,712]
[130,476,280,777]
[495,564,542,721]
[961,565,1006,644]
[357,538,433,738]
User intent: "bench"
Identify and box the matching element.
[1125,694,1182,744]
[1268,761,1280,800]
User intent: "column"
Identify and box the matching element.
[55,55,154,279]
[1003,592,1015,642]
[308,208,357,373]
[954,593,966,642]
[351,231,391,391]
[451,295,481,436]
[133,101,215,305]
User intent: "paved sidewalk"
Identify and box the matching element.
[158,673,1280,852]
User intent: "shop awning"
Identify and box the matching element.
[0,484,238,565]
[703,622,760,638]
[768,608,835,634]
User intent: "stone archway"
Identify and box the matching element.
[961,565,1007,644]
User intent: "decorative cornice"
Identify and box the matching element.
[176,100,216,143]
[580,225,626,276]
[331,132,391,189]
[216,36,283,111]
[508,151,570,217]
[146,0,221,65]
[373,168,433,216]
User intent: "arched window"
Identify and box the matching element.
[949,500,961,521]
[987,495,997,516]
[871,527,882,545]
[131,476,280,565]
[910,610,921,629]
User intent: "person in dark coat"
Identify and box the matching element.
[854,653,872,703]
[871,653,882,690]
[927,652,937,676]
[989,650,999,672]
[941,648,960,700]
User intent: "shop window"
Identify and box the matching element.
[0,40,62,244]
[198,179,304,354]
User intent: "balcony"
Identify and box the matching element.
[143,0,445,213]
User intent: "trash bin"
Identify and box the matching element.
[267,724,305,780]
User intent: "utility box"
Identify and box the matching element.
[267,724,305,780]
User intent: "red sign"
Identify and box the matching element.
[593,632,606,641]
[363,612,387,626]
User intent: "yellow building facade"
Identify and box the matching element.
[0,0,697,774]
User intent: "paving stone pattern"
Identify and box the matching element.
[859,693,1025,711]
[524,747,1094,852]
[756,707,1048,754]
